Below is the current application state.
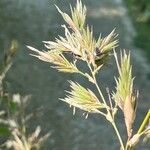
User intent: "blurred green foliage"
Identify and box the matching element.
[0,41,50,150]
[0,40,18,144]
[125,0,150,59]
[127,0,150,23]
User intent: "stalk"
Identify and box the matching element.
[138,109,150,134]
[87,63,125,150]
[87,63,107,105]
[112,122,125,150]
[95,77,125,150]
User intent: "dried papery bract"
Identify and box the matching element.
[128,121,150,148]
[113,50,138,139]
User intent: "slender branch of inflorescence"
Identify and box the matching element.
[112,122,125,150]
[97,110,107,117]
[86,62,107,105]
[86,61,125,150]
[94,78,125,150]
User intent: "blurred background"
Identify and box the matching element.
[0,0,150,149]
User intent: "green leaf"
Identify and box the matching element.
[9,101,18,114]
[0,126,11,136]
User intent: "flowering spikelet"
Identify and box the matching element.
[94,29,118,67]
[61,81,104,113]
[56,0,86,32]
[96,29,118,53]
[27,46,79,73]
[43,25,82,57]
[70,0,86,30]
[113,50,138,138]
[55,1,118,68]
[28,0,118,71]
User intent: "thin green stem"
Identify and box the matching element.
[128,147,133,150]
[94,78,107,105]
[112,122,125,150]
[125,110,150,150]
[87,62,107,105]
[138,109,150,134]
[125,142,134,150]
[97,110,106,117]
[86,62,125,150]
